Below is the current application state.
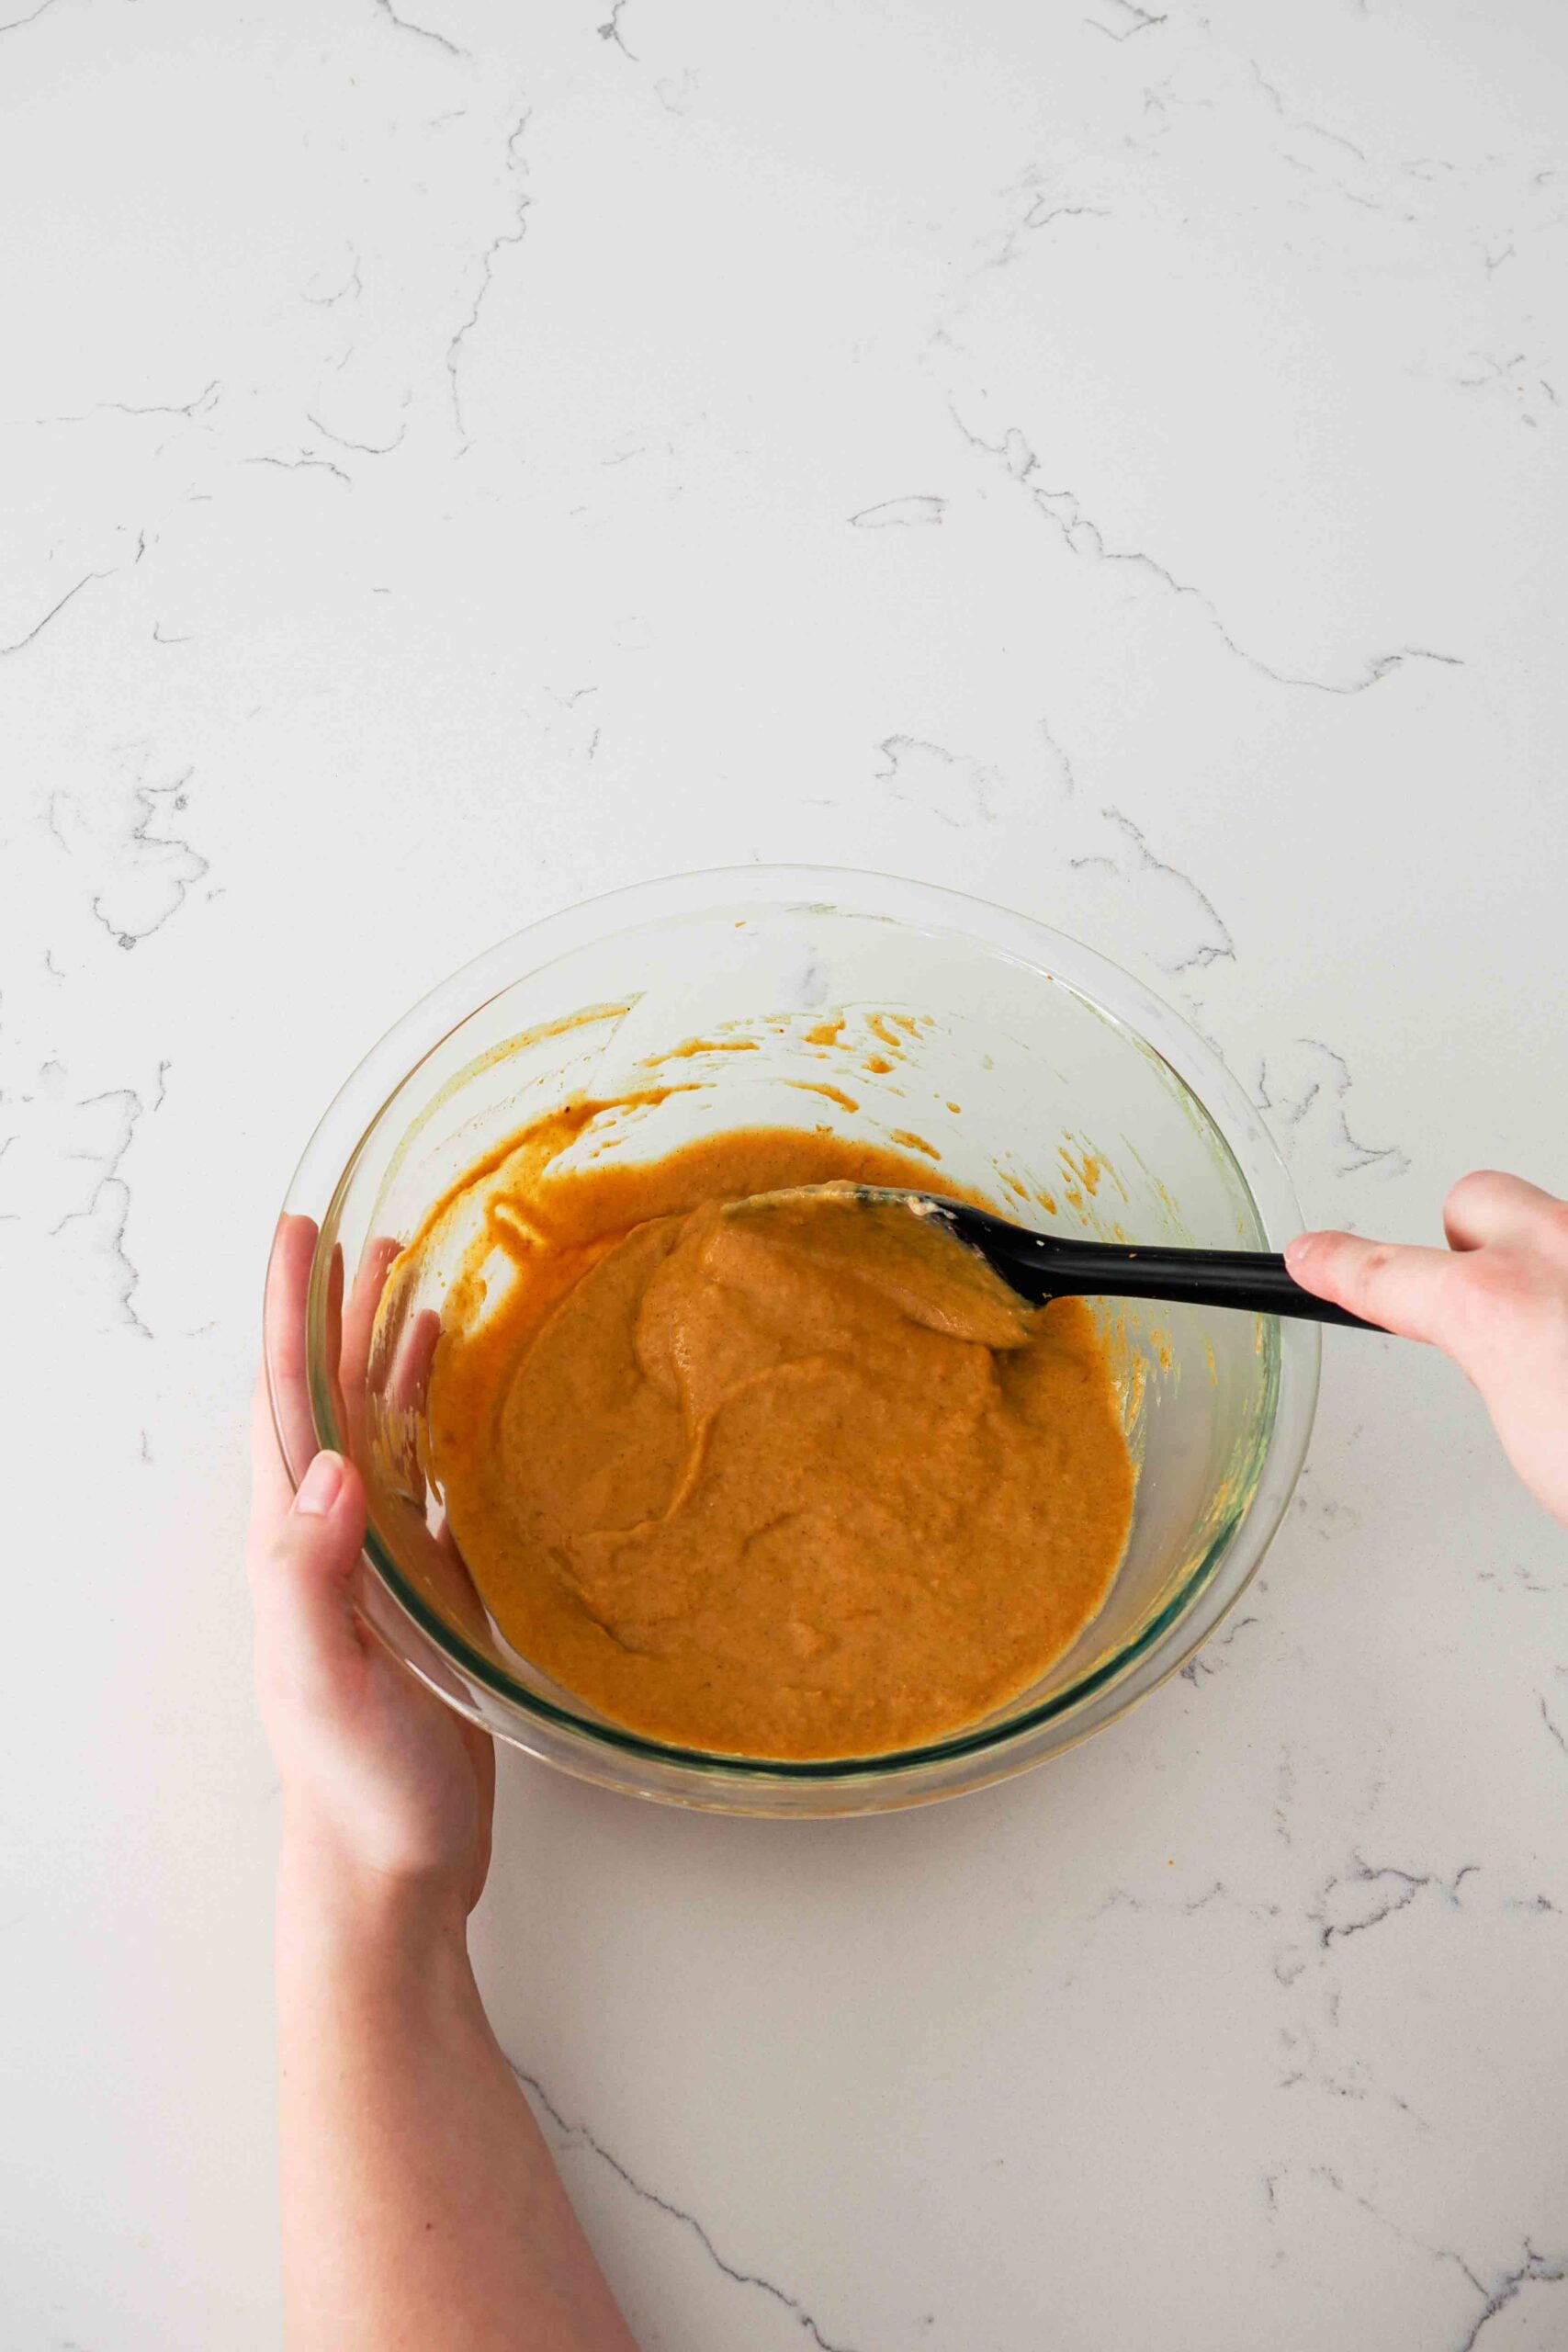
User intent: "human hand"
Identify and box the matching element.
[1286,1170,1568,1529]
[250,1216,494,1933]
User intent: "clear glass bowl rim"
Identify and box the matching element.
[269,863,1318,1811]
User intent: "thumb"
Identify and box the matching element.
[1285,1229,1458,1346]
[255,1452,371,1702]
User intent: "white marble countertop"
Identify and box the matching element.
[5,3,1568,2346]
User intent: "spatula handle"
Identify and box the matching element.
[988,1236,1385,1331]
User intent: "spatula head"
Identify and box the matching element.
[720,1182,1037,1346]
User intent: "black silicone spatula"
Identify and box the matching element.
[731,1184,1384,1331]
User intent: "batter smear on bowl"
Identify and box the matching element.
[423,1115,1134,1760]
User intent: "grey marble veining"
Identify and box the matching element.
[3,3,1566,2346]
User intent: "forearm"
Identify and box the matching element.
[276,1838,637,2352]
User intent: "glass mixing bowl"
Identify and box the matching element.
[266,866,1315,1815]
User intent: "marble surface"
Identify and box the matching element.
[4,2,1567,2346]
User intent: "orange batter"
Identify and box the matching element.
[420,1115,1134,1760]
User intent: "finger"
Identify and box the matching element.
[1444,1169,1568,1254]
[1285,1229,1460,1343]
[379,1304,443,1516]
[263,1215,321,1481]
[342,1236,404,1401]
[254,1452,370,1699]
[340,1236,402,1460]
[389,1305,443,1416]
[324,1242,348,1450]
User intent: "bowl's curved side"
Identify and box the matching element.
[266,865,1318,1815]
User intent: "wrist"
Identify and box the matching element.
[277,1810,474,1972]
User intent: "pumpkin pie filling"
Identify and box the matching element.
[420,1118,1134,1760]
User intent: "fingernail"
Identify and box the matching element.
[1284,1233,1315,1268]
[295,1452,344,1517]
